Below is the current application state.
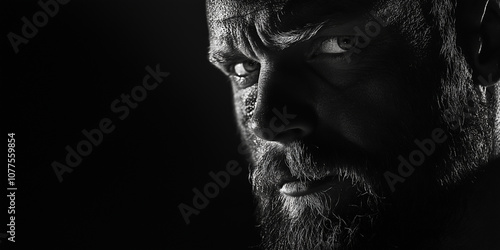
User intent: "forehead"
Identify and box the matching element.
[206,0,376,27]
[206,0,379,59]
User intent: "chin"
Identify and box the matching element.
[252,165,384,250]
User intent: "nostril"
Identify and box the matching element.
[249,102,316,142]
[251,110,315,142]
[250,121,279,141]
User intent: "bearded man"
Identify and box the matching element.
[206,0,500,249]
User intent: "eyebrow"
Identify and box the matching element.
[208,19,331,66]
[263,20,330,49]
[208,50,247,65]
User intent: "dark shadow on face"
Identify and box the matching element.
[207,0,494,249]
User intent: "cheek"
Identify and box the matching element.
[345,82,409,150]
[317,74,414,155]
[311,37,417,154]
[232,85,258,130]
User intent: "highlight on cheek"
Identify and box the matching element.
[234,85,258,125]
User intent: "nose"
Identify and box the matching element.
[250,105,315,142]
[250,59,316,143]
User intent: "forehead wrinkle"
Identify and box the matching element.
[214,11,334,59]
[212,2,287,23]
[233,8,363,52]
[208,9,278,63]
[206,0,288,22]
[233,22,263,60]
[208,19,262,64]
[208,0,375,62]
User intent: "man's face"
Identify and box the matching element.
[207,0,490,249]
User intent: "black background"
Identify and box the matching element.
[3,0,259,249]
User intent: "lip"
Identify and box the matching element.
[279,175,338,197]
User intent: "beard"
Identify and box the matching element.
[430,1,493,188]
[232,1,493,249]
[249,141,386,250]
[243,68,491,250]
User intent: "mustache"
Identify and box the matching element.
[252,141,386,250]
[249,140,382,196]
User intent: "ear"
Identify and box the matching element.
[456,0,500,87]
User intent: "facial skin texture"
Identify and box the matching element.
[207,0,500,249]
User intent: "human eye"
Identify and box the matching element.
[313,36,358,55]
[231,60,260,77]
[227,60,260,88]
